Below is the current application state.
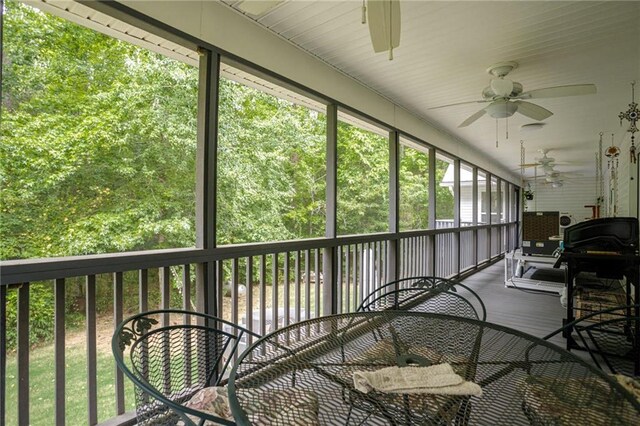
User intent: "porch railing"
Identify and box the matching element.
[0,222,518,426]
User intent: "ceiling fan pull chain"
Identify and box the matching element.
[495,119,499,148]
[506,108,509,140]
[362,0,367,24]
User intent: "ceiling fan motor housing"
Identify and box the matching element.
[482,81,523,99]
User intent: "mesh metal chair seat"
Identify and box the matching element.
[544,304,640,377]
[357,276,486,321]
[113,309,260,425]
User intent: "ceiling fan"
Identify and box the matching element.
[519,149,572,169]
[429,61,597,128]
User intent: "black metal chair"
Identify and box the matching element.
[112,309,260,425]
[544,304,640,377]
[357,276,487,321]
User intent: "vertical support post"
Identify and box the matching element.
[496,178,503,254]
[472,167,478,267]
[485,174,492,258]
[323,104,338,315]
[388,130,400,284]
[453,159,461,276]
[195,48,219,316]
[428,147,436,274]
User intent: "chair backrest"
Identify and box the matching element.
[360,282,486,321]
[357,276,459,311]
[358,282,487,321]
[112,309,260,426]
[543,304,639,376]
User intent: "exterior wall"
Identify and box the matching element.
[116,0,520,184]
[526,176,599,225]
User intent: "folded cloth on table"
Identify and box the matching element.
[353,363,482,396]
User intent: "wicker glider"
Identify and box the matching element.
[113,309,260,426]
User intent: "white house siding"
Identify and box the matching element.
[527,176,599,225]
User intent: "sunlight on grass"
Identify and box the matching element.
[5,343,136,425]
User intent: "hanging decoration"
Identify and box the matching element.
[618,81,638,163]
[596,132,604,215]
[605,133,620,217]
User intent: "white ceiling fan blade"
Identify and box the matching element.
[519,84,597,99]
[514,101,553,121]
[458,108,487,128]
[428,99,489,110]
[367,0,401,53]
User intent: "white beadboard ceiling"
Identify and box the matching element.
[220,0,640,180]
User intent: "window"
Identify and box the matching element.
[478,171,488,224]
[435,153,455,228]
[337,111,389,235]
[1,1,198,259]
[490,176,499,224]
[216,64,327,244]
[460,163,474,226]
[500,180,507,223]
[399,137,429,231]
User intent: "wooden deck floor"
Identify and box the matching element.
[461,260,566,348]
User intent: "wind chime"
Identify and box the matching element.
[618,81,639,163]
[605,133,621,217]
[596,132,604,215]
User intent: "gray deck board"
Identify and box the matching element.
[461,261,567,348]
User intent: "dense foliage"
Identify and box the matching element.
[0,1,452,347]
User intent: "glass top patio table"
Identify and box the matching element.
[228,311,640,425]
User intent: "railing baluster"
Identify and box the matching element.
[259,255,266,337]
[0,284,6,424]
[138,270,149,400]
[54,278,65,426]
[305,250,311,321]
[314,249,320,319]
[345,245,351,312]
[352,245,358,310]
[336,246,343,314]
[160,267,170,326]
[217,261,224,319]
[271,253,279,331]
[294,252,301,323]
[231,259,239,327]
[113,272,125,415]
[139,269,148,312]
[17,283,30,426]
[231,259,239,362]
[86,275,98,426]
[183,265,191,312]
[182,265,192,387]
[283,252,290,327]
[159,268,171,395]
[246,256,254,347]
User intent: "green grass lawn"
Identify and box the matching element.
[5,343,136,425]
